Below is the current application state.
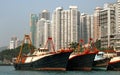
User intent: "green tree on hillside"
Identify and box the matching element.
[0,44,35,62]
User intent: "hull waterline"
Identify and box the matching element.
[107,60,120,71]
[67,52,97,71]
[14,51,72,71]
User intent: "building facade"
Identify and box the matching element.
[36,18,46,48]
[30,14,38,46]
[93,7,102,42]
[39,10,50,20]
[114,0,120,51]
[52,7,63,50]
[80,13,92,44]
[52,6,80,50]
[100,4,116,48]
[44,20,51,47]
[30,10,50,48]
[9,36,20,49]
[36,18,51,48]
[90,15,94,39]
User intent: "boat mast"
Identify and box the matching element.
[44,37,55,52]
[16,34,33,63]
[89,38,99,53]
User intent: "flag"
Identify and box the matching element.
[80,39,84,43]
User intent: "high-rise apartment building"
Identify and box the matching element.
[80,13,92,44]
[44,20,51,47]
[36,18,46,48]
[39,10,50,20]
[52,7,63,50]
[114,0,120,51]
[9,36,21,49]
[93,7,102,42]
[30,10,50,48]
[36,18,51,48]
[116,0,120,34]
[52,6,80,50]
[100,4,116,48]
[90,15,94,39]
[86,15,92,43]
[69,6,80,43]
[30,14,38,46]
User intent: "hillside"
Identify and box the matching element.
[0,44,35,63]
[0,46,8,52]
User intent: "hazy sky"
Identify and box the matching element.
[0,0,116,47]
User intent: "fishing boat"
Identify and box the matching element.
[107,56,120,71]
[13,35,73,71]
[92,52,110,70]
[67,39,99,71]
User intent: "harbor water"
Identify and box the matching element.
[0,66,120,75]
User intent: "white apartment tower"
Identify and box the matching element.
[90,15,94,39]
[52,7,63,50]
[39,10,50,20]
[100,4,116,48]
[36,18,46,48]
[31,10,51,48]
[116,0,120,34]
[36,18,51,48]
[80,13,92,44]
[9,36,20,49]
[114,0,120,51]
[61,10,69,48]
[44,20,51,46]
[93,7,102,42]
[52,6,80,50]
[69,6,80,43]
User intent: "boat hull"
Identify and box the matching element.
[14,51,72,71]
[107,61,120,71]
[92,58,110,70]
[67,53,96,71]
